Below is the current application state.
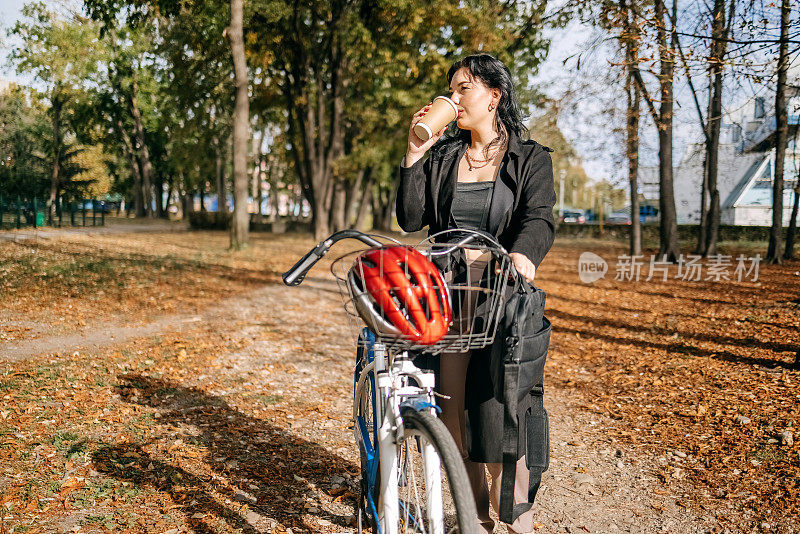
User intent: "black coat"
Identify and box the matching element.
[396,131,556,268]
[395,131,557,462]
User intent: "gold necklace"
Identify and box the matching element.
[465,146,504,171]
[465,152,492,170]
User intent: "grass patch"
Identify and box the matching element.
[35,364,63,382]
[51,431,79,447]
[51,431,87,458]
[81,513,115,529]
[716,239,769,252]
[40,258,116,280]
[65,440,88,459]
[0,378,19,392]
[249,393,283,405]
[126,414,156,439]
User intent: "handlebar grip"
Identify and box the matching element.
[282,248,322,286]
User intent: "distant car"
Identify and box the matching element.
[607,211,632,225]
[560,209,586,224]
[640,204,659,223]
[81,200,113,213]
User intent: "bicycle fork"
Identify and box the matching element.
[376,363,401,531]
[376,348,446,534]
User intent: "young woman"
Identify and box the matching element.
[396,54,556,533]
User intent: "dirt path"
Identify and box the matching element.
[0,218,186,242]
[2,272,731,533]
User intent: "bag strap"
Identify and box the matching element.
[498,282,544,525]
[526,387,546,512]
[498,288,527,524]
[499,384,545,523]
[514,274,534,297]
[499,348,521,524]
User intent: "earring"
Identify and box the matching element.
[488,103,494,111]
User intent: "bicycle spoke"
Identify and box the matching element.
[408,443,426,534]
[402,440,426,534]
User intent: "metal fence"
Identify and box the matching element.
[0,196,108,230]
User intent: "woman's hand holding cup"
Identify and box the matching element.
[404,97,457,168]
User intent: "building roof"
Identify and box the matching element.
[742,114,800,153]
[722,156,770,208]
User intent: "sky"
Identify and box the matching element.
[0,0,25,23]
[0,0,28,83]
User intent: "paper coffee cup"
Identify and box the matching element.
[413,96,459,141]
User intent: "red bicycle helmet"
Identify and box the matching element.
[348,246,452,345]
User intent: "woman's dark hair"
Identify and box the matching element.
[446,53,528,158]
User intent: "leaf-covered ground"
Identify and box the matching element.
[538,243,800,532]
[0,229,283,341]
[1,227,799,533]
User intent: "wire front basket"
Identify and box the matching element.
[331,231,515,355]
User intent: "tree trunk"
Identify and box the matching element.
[154,174,165,218]
[785,184,799,259]
[313,43,345,239]
[696,73,712,255]
[624,10,641,256]
[257,153,265,216]
[228,0,250,249]
[353,170,373,231]
[167,176,176,218]
[48,92,62,224]
[118,119,144,217]
[182,192,193,218]
[199,184,206,212]
[345,169,366,227]
[766,0,790,264]
[703,0,731,257]
[214,136,226,212]
[372,183,397,232]
[329,179,348,231]
[370,189,383,231]
[268,160,281,221]
[129,74,154,218]
[282,2,348,240]
[655,0,680,261]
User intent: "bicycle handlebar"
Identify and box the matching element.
[423,228,505,257]
[282,230,383,286]
[282,228,512,287]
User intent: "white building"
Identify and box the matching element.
[641,71,800,226]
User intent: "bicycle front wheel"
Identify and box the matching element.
[392,408,478,534]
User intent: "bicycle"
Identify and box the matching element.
[283,229,517,534]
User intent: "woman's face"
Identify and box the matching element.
[448,67,501,132]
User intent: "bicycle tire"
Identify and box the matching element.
[354,348,381,531]
[393,408,478,534]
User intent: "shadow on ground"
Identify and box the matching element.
[91,374,357,533]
